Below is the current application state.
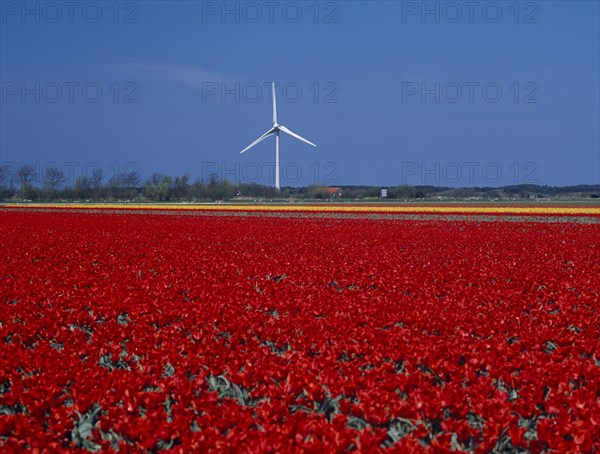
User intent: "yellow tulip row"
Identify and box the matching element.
[4,203,600,215]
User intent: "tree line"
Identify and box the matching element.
[0,164,277,201]
[0,163,598,201]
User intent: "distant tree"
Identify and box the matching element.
[190,179,208,200]
[237,183,277,198]
[0,164,8,191]
[87,168,104,199]
[44,167,67,198]
[91,168,104,188]
[208,172,220,186]
[147,173,163,186]
[123,169,141,188]
[143,174,173,201]
[0,164,12,199]
[306,185,326,199]
[17,163,36,187]
[188,175,236,201]
[159,176,173,200]
[108,169,140,199]
[0,164,6,187]
[16,164,37,198]
[172,175,190,200]
[74,176,92,199]
[391,185,417,199]
[211,180,236,200]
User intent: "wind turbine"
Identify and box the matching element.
[240,82,316,190]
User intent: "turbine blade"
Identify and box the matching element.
[240,127,276,154]
[272,82,277,124]
[279,125,317,147]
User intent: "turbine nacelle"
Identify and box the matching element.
[239,82,317,190]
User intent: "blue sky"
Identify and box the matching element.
[1,1,599,187]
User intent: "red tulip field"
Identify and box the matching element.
[1,208,599,452]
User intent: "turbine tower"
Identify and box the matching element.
[240,82,316,190]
